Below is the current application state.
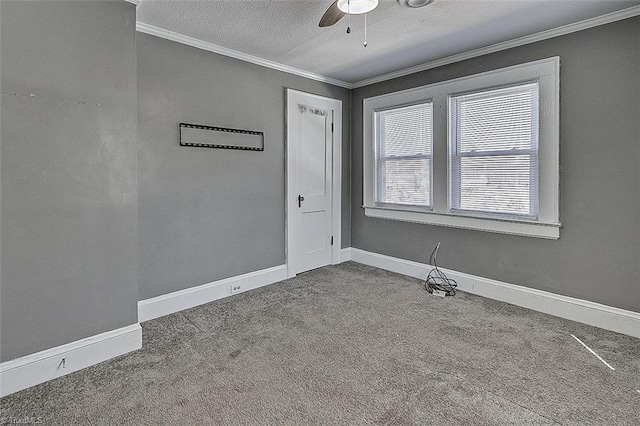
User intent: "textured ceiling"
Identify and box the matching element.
[137,0,640,84]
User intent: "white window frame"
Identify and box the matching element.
[363,57,560,239]
[449,81,540,219]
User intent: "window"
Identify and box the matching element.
[363,57,560,239]
[449,82,539,218]
[375,102,433,209]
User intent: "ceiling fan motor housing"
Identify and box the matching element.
[336,0,380,15]
[397,0,437,8]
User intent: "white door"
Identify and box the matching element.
[287,90,342,277]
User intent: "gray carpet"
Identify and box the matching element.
[1,262,639,425]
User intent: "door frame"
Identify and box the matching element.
[286,89,342,278]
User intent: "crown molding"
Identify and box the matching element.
[124,0,141,6]
[351,5,640,88]
[136,5,639,91]
[135,22,353,89]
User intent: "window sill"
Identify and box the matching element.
[363,206,560,239]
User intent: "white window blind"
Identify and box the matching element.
[375,102,433,208]
[450,82,539,217]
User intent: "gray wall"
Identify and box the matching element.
[351,17,640,313]
[1,2,635,365]
[0,1,139,361]
[137,33,351,300]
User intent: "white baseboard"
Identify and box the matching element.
[340,247,352,263]
[349,248,640,339]
[0,324,142,398]
[138,265,288,322]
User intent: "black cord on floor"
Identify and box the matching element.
[424,242,457,296]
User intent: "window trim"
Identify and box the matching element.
[363,57,560,239]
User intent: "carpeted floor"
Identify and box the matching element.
[1,262,639,425]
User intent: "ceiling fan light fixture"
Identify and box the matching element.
[397,0,436,8]
[336,0,379,15]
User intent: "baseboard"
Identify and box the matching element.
[0,324,142,398]
[138,265,288,322]
[349,248,640,339]
[340,247,352,263]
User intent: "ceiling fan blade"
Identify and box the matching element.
[319,1,346,27]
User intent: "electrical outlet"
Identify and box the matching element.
[231,284,242,294]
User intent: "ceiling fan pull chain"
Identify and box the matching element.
[364,14,368,47]
[347,0,351,33]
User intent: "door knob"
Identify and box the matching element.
[298,195,305,208]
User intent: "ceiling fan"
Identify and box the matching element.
[319,0,436,28]
[319,0,377,28]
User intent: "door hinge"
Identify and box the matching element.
[331,236,334,246]
[331,122,334,133]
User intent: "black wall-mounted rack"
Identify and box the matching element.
[179,123,264,151]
